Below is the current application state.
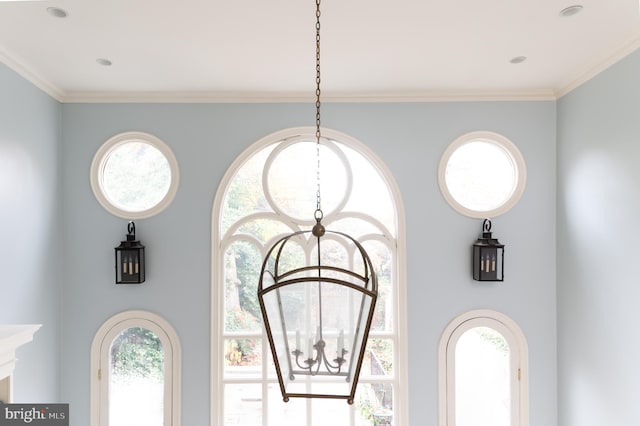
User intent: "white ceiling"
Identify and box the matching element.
[0,0,639,102]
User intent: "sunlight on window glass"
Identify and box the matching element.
[109,327,164,426]
[342,145,395,237]
[445,141,517,212]
[455,327,510,426]
[102,142,171,213]
[355,383,394,426]
[219,131,400,426]
[267,141,348,221]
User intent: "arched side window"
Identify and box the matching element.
[90,310,181,426]
[438,310,529,426]
[211,127,408,426]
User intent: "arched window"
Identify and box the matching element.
[212,127,407,426]
[438,310,529,426]
[90,310,181,426]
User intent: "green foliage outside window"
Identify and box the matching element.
[111,327,164,381]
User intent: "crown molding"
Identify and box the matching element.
[60,89,556,104]
[556,28,640,98]
[0,48,64,101]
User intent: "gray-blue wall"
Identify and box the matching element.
[60,100,557,425]
[0,61,560,425]
[558,49,640,426]
[0,63,61,402]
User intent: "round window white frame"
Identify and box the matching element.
[437,131,527,218]
[90,131,180,219]
[262,135,353,226]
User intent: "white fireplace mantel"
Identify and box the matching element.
[0,324,41,402]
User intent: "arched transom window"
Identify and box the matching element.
[212,127,407,426]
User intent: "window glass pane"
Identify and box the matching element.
[330,218,385,239]
[355,383,394,426]
[268,383,306,425]
[224,338,262,379]
[224,241,262,332]
[341,144,396,238]
[312,396,350,426]
[221,146,273,236]
[313,238,349,271]
[237,219,296,245]
[359,241,393,333]
[267,141,348,221]
[445,141,516,212]
[103,142,171,212]
[361,338,394,377]
[455,326,510,426]
[109,327,164,426]
[224,383,262,426]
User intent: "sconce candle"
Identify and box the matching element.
[115,221,145,284]
[472,219,504,281]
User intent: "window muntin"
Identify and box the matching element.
[438,310,529,426]
[213,127,406,426]
[438,131,526,218]
[90,132,179,219]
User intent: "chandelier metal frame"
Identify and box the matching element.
[257,0,379,404]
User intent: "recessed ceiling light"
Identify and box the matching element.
[96,58,112,66]
[46,7,67,18]
[560,5,583,17]
[510,56,527,64]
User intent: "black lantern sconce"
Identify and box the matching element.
[473,219,504,281]
[115,221,145,284]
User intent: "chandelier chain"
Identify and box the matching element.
[315,0,322,213]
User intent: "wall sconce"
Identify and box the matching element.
[473,219,504,281]
[115,221,145,284]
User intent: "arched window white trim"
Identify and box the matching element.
[438,309,529,426]
[90,310,182,426]
[211,126,408,426]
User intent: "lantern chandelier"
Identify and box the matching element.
[257,0,378,404]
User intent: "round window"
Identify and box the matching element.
[438,131,526,218]
[90,132,179,219]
